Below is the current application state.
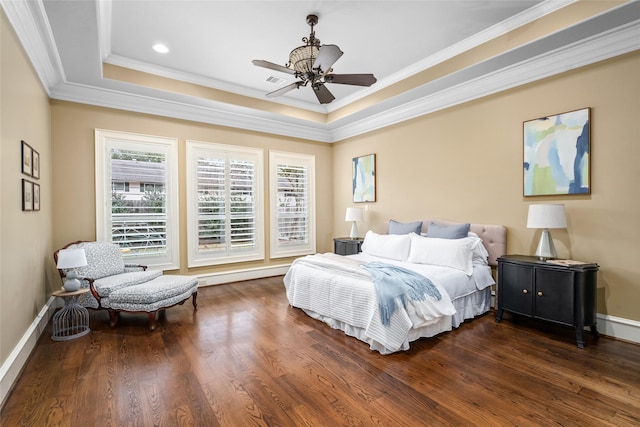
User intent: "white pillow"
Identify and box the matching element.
[468,232,490,265]
[361,231,411,261]
[407,234,475,275]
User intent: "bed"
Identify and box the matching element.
[283,219,507,354]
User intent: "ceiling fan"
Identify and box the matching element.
[252,14,377,104]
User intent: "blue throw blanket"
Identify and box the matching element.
[362,261,442,326]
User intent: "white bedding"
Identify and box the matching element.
[283,252,495,354]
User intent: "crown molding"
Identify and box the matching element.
[1,0,65,93]
[4,0,639,143]
[329,0,575,111]
[49,81,334,142]
[330,16,640,141]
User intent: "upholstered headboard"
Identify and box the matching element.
[382,219,507,267]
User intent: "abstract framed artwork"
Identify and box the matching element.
[352,153,376,203]
[523,107,591,196]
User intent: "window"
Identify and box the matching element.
[112,182,130,193]
[186,141,264,267]
[141,183,165,193]
[95,129,179,270]
[269,151,315,258]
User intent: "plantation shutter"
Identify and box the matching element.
[110,150,168,257]
[187,141,264,267]
[275,164,308,245]
[269,151,315,258]
[95,129,179,270]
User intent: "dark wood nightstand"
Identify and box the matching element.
[333,237,363,256]
[495,254,599,348]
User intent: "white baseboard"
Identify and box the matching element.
[0,296,58,409]
[597,313,640,345]
[196,263,291,287]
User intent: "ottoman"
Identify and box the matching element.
[107,275,198,330]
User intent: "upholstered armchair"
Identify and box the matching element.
[54,241,198,330]
[54,241,162,310]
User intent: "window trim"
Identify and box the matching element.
[186,140,265,267]
[269,150,316,259]
[95,129,180,270]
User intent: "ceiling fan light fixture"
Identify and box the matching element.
[252,13,376,104]
[288,45,319,77]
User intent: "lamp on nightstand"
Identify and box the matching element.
[56,248,88,292]
[527,204,567,260]
[345,207,364,239]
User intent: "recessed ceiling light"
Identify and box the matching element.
[152,43,169,54]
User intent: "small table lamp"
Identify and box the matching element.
[527,204,567,260]
[56,248,88,291]
[345,207,364,239]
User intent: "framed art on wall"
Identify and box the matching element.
[32,149,40,179]
[352,153,376,203]
[21,140,33,176]
[33,183,40,211]
[22,179,33,211]
[523,107,591,196]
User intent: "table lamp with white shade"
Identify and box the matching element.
[527,204,567,260]
[56,248,88,291]
[345,207,364,239]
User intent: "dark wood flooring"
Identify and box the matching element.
[1,276,639,426]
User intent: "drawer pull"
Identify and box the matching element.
[537,291,543,297]
[522,289,528,294]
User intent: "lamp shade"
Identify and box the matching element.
[527,204,567,229]
[56,248,88,270]
[345,207,364,222]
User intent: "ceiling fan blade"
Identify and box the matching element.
[312,83,335,104]
[312,44,343,74]
[266,82,300,98]
[252,60,296,75]
[325,74,377,86]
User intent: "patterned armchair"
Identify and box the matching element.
[55,241,198,330]
[54,241,162,310]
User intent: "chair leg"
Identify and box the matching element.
[147,311,158,331]
[192,291,198,311]
[108,310,119,328]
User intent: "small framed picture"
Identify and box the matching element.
[32,149,40,179]
[22,179,33,211]
[33,183,40,211]
[21,141,33,176]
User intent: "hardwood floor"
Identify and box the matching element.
[2,276,639,426]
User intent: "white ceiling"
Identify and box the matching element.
[103,0,542,109]
[4,1,640,142]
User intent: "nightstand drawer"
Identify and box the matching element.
[333,238,362,255]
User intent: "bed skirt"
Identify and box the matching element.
[299,287,491,355]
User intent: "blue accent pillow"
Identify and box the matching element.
[388,220,423,235]
[425,222,470,239]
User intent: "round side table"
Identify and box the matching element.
[51,288,91,341]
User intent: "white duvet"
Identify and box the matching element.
[283,253,462,353]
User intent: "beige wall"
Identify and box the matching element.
[2,6,639,378]
[0,10,52,363]
[333,51,640,322]
[50,101,334,275]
